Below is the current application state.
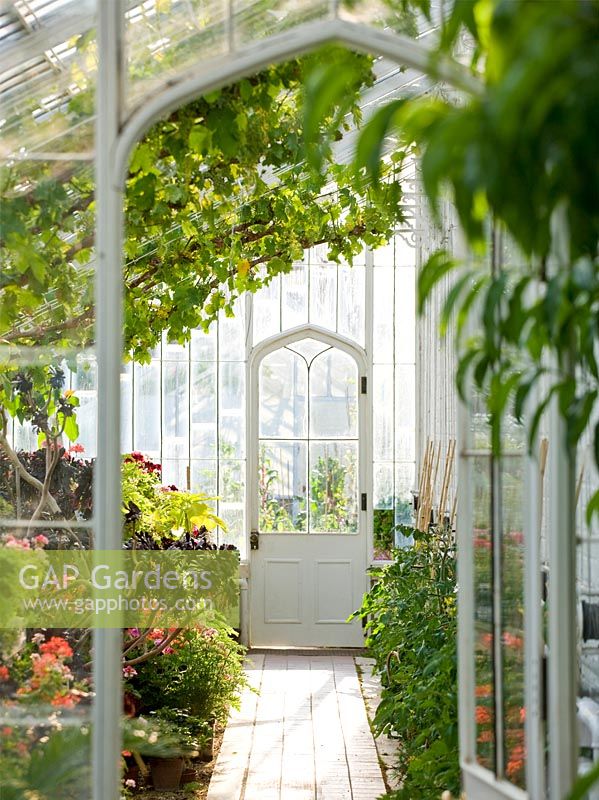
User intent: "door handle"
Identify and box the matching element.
[250,530,259,551]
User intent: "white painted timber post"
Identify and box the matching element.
[93,3,125,800]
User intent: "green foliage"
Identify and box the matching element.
[121,454,225,540]
[1,51,407,363]
[131,624,247,724]
[0,717,177,800]
[373,508,395,552]
[121,456,161,523]
[310,454,353,531]
[149,489,226,537]
[307,0,599,519]
[149,708,214,756]
[258,447,304,532]
[1,366,79,446]
[354,526,459,798]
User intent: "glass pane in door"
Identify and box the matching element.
[259,349,307,438]
[310,350,358,438]
[258,340,360,535]
[259,441,307,532]
[309,442,358,533]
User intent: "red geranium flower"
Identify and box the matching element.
[40,636,73,659]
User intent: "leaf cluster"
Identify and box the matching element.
[355,526,458,798]
[325,0,599,519]
[1,49,407,362]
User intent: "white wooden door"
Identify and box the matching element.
[249,328,368,647]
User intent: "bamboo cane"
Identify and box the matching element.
[418,441,434,530]
[421,442,441,530]
[439,439,456,523]
[538,437,549,532]
[418,439,432,500]
[417,440,432,529]
[450,492,458,531]
[576,463,585,510]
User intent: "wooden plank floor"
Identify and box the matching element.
[207,653,387,800]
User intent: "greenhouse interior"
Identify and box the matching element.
[0,1,598,799]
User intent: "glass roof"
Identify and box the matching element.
[0,0,441,162]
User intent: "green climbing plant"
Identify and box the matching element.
[304,0,599,521]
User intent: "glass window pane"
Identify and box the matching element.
[220,459,245,505]
[191,326,217,362]
[219,362,244,412]
[310,350,358,439]
[338,264,365,346]
[373,266,394,363]
[309,261,337,332]
[259,441,307,532]
[373,238,394,266]
[253,272,280,343]
[287,338,330,364]
[76,393,98,461]
[162,361,189,459]
[190,459,217,496]
[133,361,160,455]
[219,298,245,361]
[220,363,245,458]
[120,364,133,453]
[374,463,394,509]
[162,333,188,361]
[395,232,416,267]
[473,455,495,772]
[162,459,189,490]
[259,350,307,438]
[501,456,526,790]
[373,463,395,559]
[191,362,217,459]
[11,420,38,453]
[282,262,309,330]
[373,365,393,461]
[218,504,245,552]
[395,266,416,364]
[395,365,415,462]
[309,442,358,533]
[395,462,415,524]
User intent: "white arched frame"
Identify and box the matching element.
[94,8,480,800]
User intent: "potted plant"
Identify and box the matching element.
[146,715,204,790]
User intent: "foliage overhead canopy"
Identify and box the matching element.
[1,48,407,363]
[308,0,599,519]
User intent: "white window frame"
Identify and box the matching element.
[247,324,372,554]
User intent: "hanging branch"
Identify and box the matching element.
[122,628,183,668]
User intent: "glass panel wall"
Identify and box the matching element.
[1,1,98,788]
[372,231,416,558]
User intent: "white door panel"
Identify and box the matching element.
[250,533,366,647]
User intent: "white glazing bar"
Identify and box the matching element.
[547,206,578,799]
[492,455,505,779]
[364,244,374,557]
[524,432,545,798]
[548,397,577,798]
[93,3,125,800]
[454,219,476,769]
[457,398,476,766]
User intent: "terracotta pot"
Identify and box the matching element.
[199,720,216,762]
[149,756,184,790]
[124,765,139,784]
[181,767,197,784]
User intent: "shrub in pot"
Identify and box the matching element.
[130,623,247,725]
